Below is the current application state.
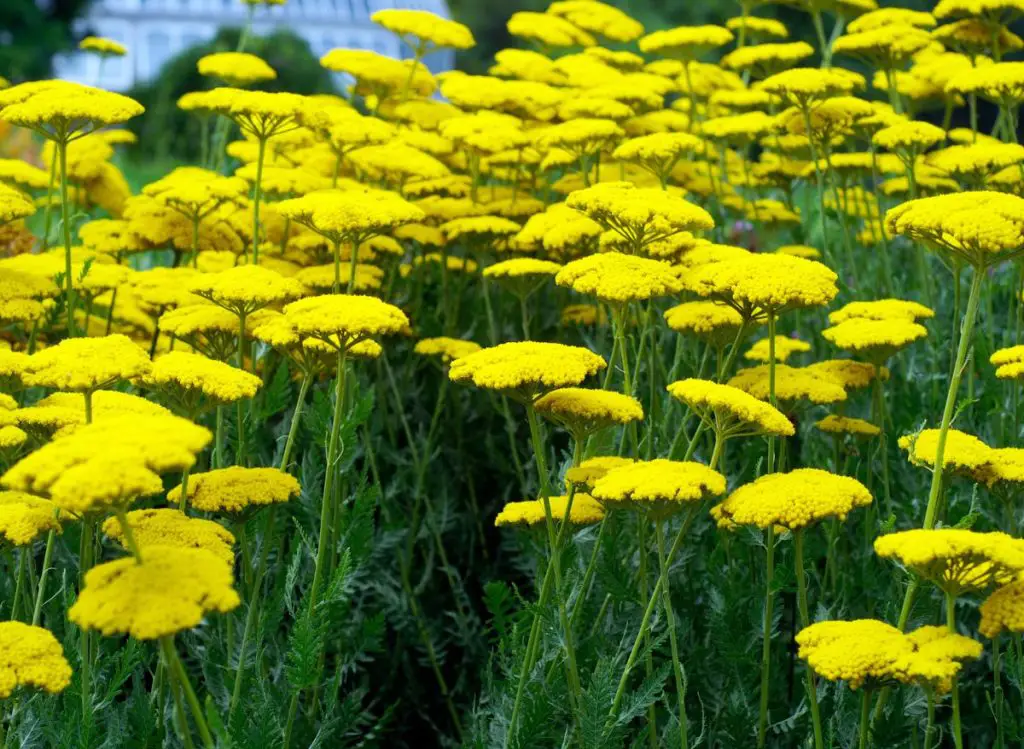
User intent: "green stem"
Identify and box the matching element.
[994,635,1004,749]
[859,688,872,749]
[161,636,214,749]
[794,530,823,749]
[757,525,776,748]
[57,136,76,337]
[40,143,57,251]
[638,517,657,749]
[115,506,144,562]
[656,519,688,749]
[767,310,778,474]
[251,137,266,264]
[178,465,191,514]
[279,373,312,472]
[31,528,56,625]
[9,549,24,621]
[924,689,935,749]
[946,592,963,749]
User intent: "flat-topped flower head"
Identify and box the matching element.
[547,1,645,43]
[668,378,794,439]
[448,341,605,402]
[506,11,596,48]
[611,133,702,183]
[822,317,928,361]
[484,258,562,298]
[721,42,815,78]
[142,351,262,412]
[555,252,681,304]
[0,491,62,546]
[726,15,789,40]
[0,81,144,140]
[875,528,1024,594]
[946,60,1024,104]
[159,304,246,361]
[168,466,300,514]
[0,183,35,226]
[190,265,304,316]
[715,468,872,530]
[991,344,1024,379]
[797,619,980,693]
[534,387,643,437]
[849,7,936,31]
[79,36,127,56]
[565,456,635,490]
[664,301,746,347]
[270,294,409,352]
[701,112,777,144]
[832,25,935,68]
[0,622,72,698]
[495,494,605,527]
[414,337,482,363]
[22,334,150,392]
[440,215,520,245]
[566,182,714,252]
[2,413,211,515]
[926,143,1024,187]
[321,49,435,99]
[102,509,235,566]
[277,188,424,246]
[591,458,726,517]
[639,25,734,58]
[197,52,276,86]
[296,263,383,294]
[349,142,451,182]
[760,67,864,108]
[899,428,993,476]
[980,580,1024,637]
[829,298,935,323]
[728,364,848,405]
[372,8,475,51]
[200,87,305,139]
[681,253,838,319]
[514,203,603,258]
[745,335,811,364]
[69,546,239,640]
[815,414,881,438]
[873,121,946,157]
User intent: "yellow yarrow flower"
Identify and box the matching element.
[22,334,150,392]
[822,317,928,360]
[806,360,887,391]
[197,52,275,86]
[829,298,935,323]
[715,468,872,530]
[591,458,725,517]
[729,364,848,404]
[142,351,263,411]
[507,11,596,48]
[667,378,794,438]
[899,428,993,475]
[638,25,734,58]
[0,622,72,697]
[263,294,409,353]
[565,456,635,490]
[555,252,681,303]
[760,67,865,108]
[189,265,304,316]
[0,491,62,546]
[414,337,482,363]
[371,8,475,51]
[277,187,425,247]
[495,494,605,527]
[168,466,300,514]
[744,335,812,363]
[79,36,126,56]
[0,183,36,226]
[102,508,235,566]
[848,7,936,32]
[448,341,605,402]
[534,387,643,437]
[721,42,815,77]
[664,301,746,347]
[980,580,1024,637]
[547,1,645,43]
[69,545,240,640]
[815,414,881,438]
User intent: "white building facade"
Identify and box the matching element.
[52,0,454,92]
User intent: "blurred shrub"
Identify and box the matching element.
[128,27,336,163]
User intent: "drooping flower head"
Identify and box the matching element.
[69,546,240,640]
[667,379,794,441]
[591,458,726,517]
[168,466,300,514]
[714,468,872,530]
[448,341,606,403]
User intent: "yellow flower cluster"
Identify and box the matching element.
[414,337,482,363]
[0,622,72,698]
[728,364,848,404]
[197,52,276,86]
[534,387,643,436]
[591,459,726,515]
[142,351,263,409]
[448,342,606,400]
[0,490,61,545]
[564,456,635,489]
[22,334,151,392]
[714,468,872,530]
[555,251,681,303]
[875,529,1024,593]
[815,414,881,438]
[169,466,300,513]
[495,494,605,527]
[744,335,811,363]
[667,378,794,438]
[102,509,235,565]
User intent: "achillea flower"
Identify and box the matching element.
[565,456,635,489]
[0,81,144,137]
[829,298,935,323]
[321,49,435,99]
[514,204,602,257]
[591,458,726,516]
[848,7,936,31]
[715,468,872,530]
[980,581,1024,637]
[349,142,451,182]
[806,360,887,391]
[277,188,425,247]
[79,36,127,56]
[0,184,35,226]
[935,20,1022,57]
[815,414,881,437]
[970,446,1024,487]
[797,619,980,693]
[777,245,821,259]
[721,42,815,77]
[2,414,210,514]
[168,466,300,514]
[560,304,606,326]
[991,344,1024,378]
[566,181,714,251]
[0,491,61,545]
[142,351,262,411]
[555,252,681,303]
[69,546,240,639]
[102,509,234,566]
[31,391,170,431]
[760,67,865,108]
[371,8,475,51]
[296,263,383,294]
[822,317,928,360]
[726,15,788,40]
[886,191,1024,268]
[0,622,72,697]
[729,364,848,404]
[507,11,596,48]
[414,337,482,362]
[680,253,838,319]
[197,52,276,86]
[875,529,1024,594]
[927,143,1024,187]
[189,265,304,316]
[495,494,605,527]
[701,112,777,143]
[611,133,702,183]
[667,378,794,438]
[664,301,746,346]
[744,335,811,363]
[899,428,993,475]
[448,341,605,402]
[873,121,946,153]
[638,25,734,57]
[832,25,935,67]
[264,294,409,352]
[534,387,643,436]
[547,1,645,43]
[532,119,624,157]
[411,252,478,273]
[439,215,520,244]
[22,334,150,392]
